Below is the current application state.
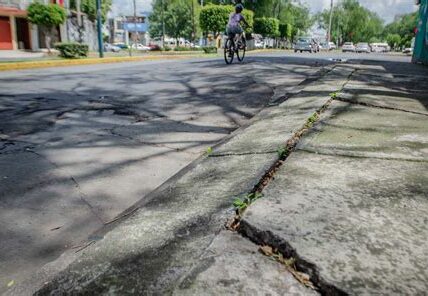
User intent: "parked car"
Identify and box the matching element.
[356,42,370,53]
[131,43,151,51]
[148,44,161,51]
[403,47,413,55]
[370,43,390,53]
[104,43,121,52]
[114,43,129,50]
[328,42,337,50]
[254,40,264,49]
[342,42,356,52]
[294,37,317,53]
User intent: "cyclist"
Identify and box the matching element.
[226,3,249,55]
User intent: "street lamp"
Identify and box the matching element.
[96,0,104,57]
[327,0,333,43]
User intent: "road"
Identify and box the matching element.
[0,51,411,291]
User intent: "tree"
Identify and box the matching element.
[317,0,384,44]
[165,0,193,44]
[254,17,280,38]
[383,12,418,48]
[199,5,254,36]
[27,2,66,52]
[69,0,112,22]
[386,33,401,51]
[279,23,292,40]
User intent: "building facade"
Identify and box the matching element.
[413,0,428,64]
[108,15,150,46]
[0,0,98,51]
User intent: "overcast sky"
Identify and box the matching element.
[111,0,419,24]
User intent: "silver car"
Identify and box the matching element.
[342,42,356,53]
[356,43,370,53]
[294,38,316,53]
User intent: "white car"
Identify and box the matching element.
[131,43,151,51]
[328,42,337,50]
[342,42,356,52]
[255,40,264,49]
[104,43,121,52]
[356,42,370,53]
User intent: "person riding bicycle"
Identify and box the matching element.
[226,3,249,52]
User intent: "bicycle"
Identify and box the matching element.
[224,33,247,64]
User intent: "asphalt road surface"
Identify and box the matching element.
[0,51,412,291]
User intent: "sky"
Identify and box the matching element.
[111,0,419,24]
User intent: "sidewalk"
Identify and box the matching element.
[8,60,428,295]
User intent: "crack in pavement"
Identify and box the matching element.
[297,147,428,163]
[223,66,357,295]
[25,150,106,224]
[334,96,428,117]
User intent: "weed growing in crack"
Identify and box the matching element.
[233,192,263,214]
[259,245,316,290]
[304,113,319,129]
[277,146,289,158]
[329,92,338,99]
[206,147,213,155]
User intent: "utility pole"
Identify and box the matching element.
[133,0,137,53]
[200,0,204,46]
[327,0,334,43]
[96,0,104,57]
[161,0,165,48]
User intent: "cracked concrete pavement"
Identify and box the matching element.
[241,61,428,295]
[0,55,333,293]
[3,53,427,295]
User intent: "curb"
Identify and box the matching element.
[0,55,201,72]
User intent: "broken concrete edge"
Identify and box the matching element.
[9,62,354,295]
[225,67,358,294]
[237,220,347,296]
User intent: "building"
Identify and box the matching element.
[413,0,428,64]
[108,15,149,46]
[0,0,98,51]
[0,0,34,50]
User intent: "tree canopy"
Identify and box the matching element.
[383,12,418,48]
[317,0,384,44]
[199,4,253,35]
[69,0,112,23]
[27,2,66,28]
[254,17,279,38]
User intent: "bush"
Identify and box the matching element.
[202,46,217,54]
[54,42,89,58]
[174,47,203,52]
[162,46,172,51]
[254,17,280,38]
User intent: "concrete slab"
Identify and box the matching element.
[242,151,428,295]
[212,66,354,156]
[299,100,428,161]
[175,231,318,296]
[339,72,428,115]
[15,153,278,295]
[0,152,103,290]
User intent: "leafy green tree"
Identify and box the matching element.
[254,17,280,38]
[386,33,401,50]
[317,0,384,44]
[383,12,418,48]
[279,23,292,40]
[69,0,112,23]
[27,2,66,51]
[199,4,253,36]
[200,5,231,35]
[165,0,193,44]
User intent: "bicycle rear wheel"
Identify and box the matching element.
[224,39,234,64]
[236,38,246,62]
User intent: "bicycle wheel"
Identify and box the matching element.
[236,38,246,62]
[224,39,234,64]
